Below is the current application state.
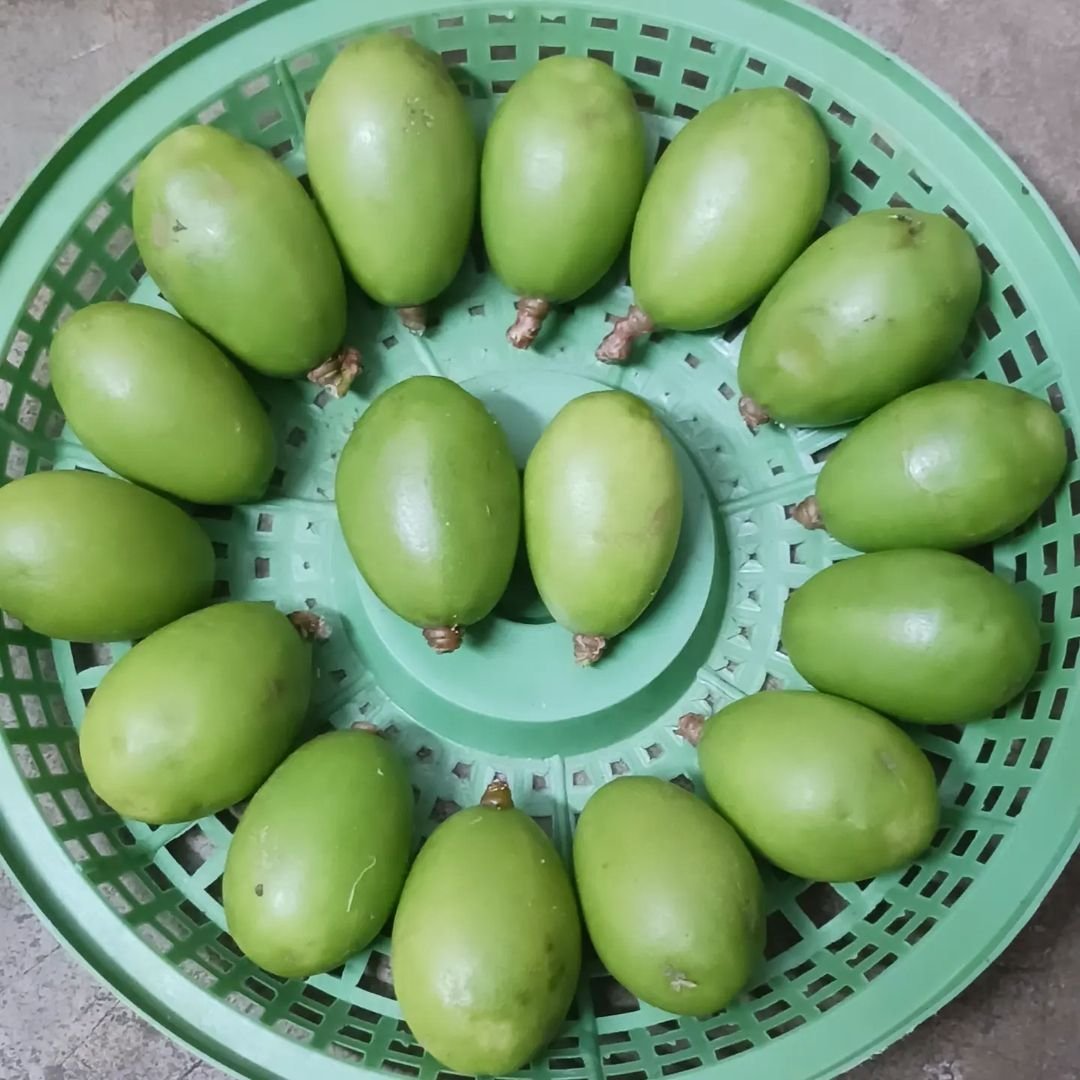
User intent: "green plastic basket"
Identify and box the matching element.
[1,0,1078,1077]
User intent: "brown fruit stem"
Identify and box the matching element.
[480,777,514,810]
[596,304,654,364]
[738,395,771,432]
[288,610,331,641]
[398,306,427,335]
[677,712,705,747]
[507,297,551,349]
[573,633,607,666]
[307,346,361,398]
[423,625,463,654]
[793,495,824,530]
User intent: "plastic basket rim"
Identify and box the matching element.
[0,0,1078,1078]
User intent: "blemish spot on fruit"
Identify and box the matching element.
[664,966,698,992]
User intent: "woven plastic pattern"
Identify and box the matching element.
[0,2,1078,1079]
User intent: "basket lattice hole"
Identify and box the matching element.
[270,138,293,159]
[591,973,637,1016]
[868,131,895,157]
[640,22,669,40]
[784,75,813,100]
[654,134,671,162]
[688,35,715,53]
[488,12,514,23]
[288,51,318,74]
[27,284,54,322]
[973,243,1000,275]
[166,826,215,875]
[1026,329,1048,363]
[998,349,1020,382]
[634,55,662,76]
[572,769,591,787]
[75,264,105,302]
[1000,283,1027,318]
[908,168,933,194]
[674,103,698,120]
[12,744,40,780]
[450,761,472,780]
[976,306,1001,340]
[588,48,614,66]
[360,950,395,997]
[795,881,848,928]
[888,192,912,209]
[16,392,41,432]
[37,743,67,778]
[70,641,112,675]
[490,43,516,60]
[84,200,112,232]
[7,644,32,680]
[245,975,277,1004]
[274,1019,314,1045]
[590,15,618,28]
[681,68,708,90]
[430,797,460,823]
[538,44,565,59]
[198,100,226,125]
[3,326,29,373]
[491,78,515,94]
[539,13,565,23]
[1031,736,1053,770]
[105,225,134,259]
[851,160,879,189]
[382,334,399,350]
[252,557,270,579]
[835,191,862,217]
[241,72,272,98]
[53,241,81,276]
[437,15,464,28]
[256,107,283,131]
[442,47,468,65]
[942,204,969,229]
[286,425,308,448]
[746,55,767,74]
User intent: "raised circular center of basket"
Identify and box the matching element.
[330,370,723,757]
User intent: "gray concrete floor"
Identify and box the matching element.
[1,1,1079,1078]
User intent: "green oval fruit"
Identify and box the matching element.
[0,471,213,641]
[524,390,681,664]
[392,780,580,1074]
[335,376,520,653]
[597,88,828,361]
[783,550,1040,724]
[80,602,311,824]
[133,125,349,385]
[481,56,645,348]
[224,729,412,978]
[738,209,981,428]
[574,776,764,1014]
[50,302,274,504]
[796,379,1067,550]
[694,691,939,881]
[306,34,477,335]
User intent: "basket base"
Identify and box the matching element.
[333,369,723,757]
